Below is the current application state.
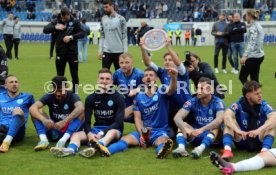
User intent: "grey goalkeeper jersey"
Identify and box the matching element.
[243,21,264,58]
[98,12,128,53]
[3,18,14,35]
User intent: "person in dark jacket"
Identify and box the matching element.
[137,21,151,45]
[43,7,85,93]
[0,45,8,92]
[211,13,229,74]
[229,13,247,74]
[184,51,225,99]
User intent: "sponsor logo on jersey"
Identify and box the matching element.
[17,99,23,104]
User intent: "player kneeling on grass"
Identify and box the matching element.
[50,68,125,158]
[97,67,177,159]
[173,77,225,158]
[221,81,275,160]
[0,75,34,153]
[30,76,84,151]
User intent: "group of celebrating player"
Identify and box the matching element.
[0,38,275,175]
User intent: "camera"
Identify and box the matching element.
[183,51,192,67]
[183,60,192,67]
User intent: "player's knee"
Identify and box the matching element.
[108,129,119,137]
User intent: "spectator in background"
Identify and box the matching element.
[78,18,90,63]
[195,27,202,46]
[162,2,168,17]
[185,30,190,46]
[229,13,246,75]
[137,21,151,45]
[88,31,94,45]
[2,12,14,59]
[191,27,195,46]
[97,29,101,44]
[227,14,235,74]
[12,16,21,60]
[176,0,181,13]
[27,11,36,20]
[95,8,102,22]
[211,13,229,74]
[175,28,182,46]
[239,9,264,84]
[167,28,173,45]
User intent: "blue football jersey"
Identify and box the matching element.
[229,97,274,131]
[0,86,6,94]
[133,86,170,132]
[155,65,191,107]
[183,96,225,128]
[113,68,144,107]
[39,91,81,122]
[0,92,35,126]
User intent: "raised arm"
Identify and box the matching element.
[166,67,178,96]
[139,39,151,66]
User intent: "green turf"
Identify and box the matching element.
[0,42,275,175]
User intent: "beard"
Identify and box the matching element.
[104,10,111,15]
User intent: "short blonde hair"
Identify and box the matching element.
[246,9,260,20]
[119,53,133,61]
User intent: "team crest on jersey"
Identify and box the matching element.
[108,100,114,106]
[153,95,158,101]
[209,109,213,115]
[17,99,23,104]
[64,104,69,110]
[184,101,191,108]
[231,103,238,110]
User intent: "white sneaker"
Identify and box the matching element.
[56,140,66,148]
[215,68,219,74]
[231,68,235,73]
[222,69,227,74]
[172,147,189,158]
[50,147,75,158]
[233,70,239,74]
[79,147,96,158]
[191,147,203,159]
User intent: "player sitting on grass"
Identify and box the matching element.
[221,81,275,160]
[173,77,225,158]
[30,76,84,151]
[140,37,191,137]
[89,67,178,159]
[0,75,34,153]
[50,68,125,158]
